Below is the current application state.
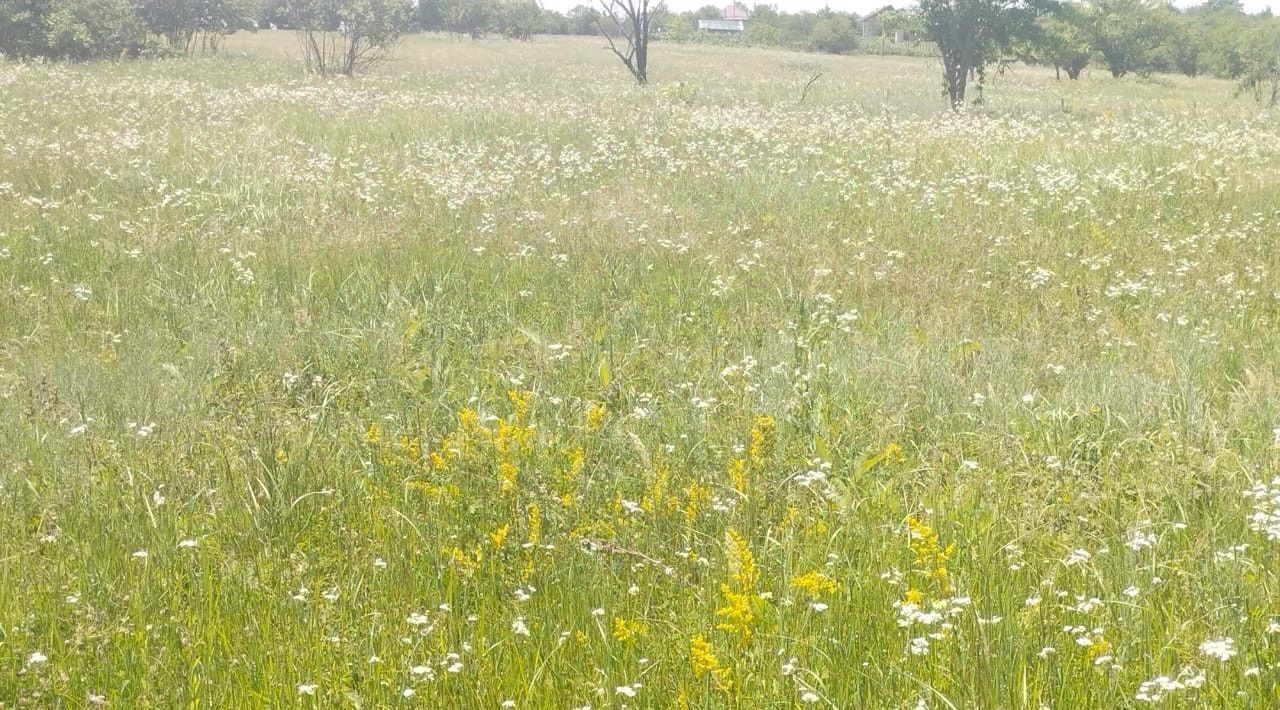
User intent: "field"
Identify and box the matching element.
[2,31,1280,707]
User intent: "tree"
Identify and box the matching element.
[1023,3,1092,79]
[807,13,858,55]
[441,0,491,38]
[596,0,659,84]
[919,0,1040,109]
[567,4,601,34]
[287,0,411,75]
[0,0,52,57]
[1235,18,1280,105]
[136,0,258,55]
[45,0,143,60]
[1086,0,1171,77]
[494,0,540,39]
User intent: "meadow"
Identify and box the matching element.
[2,31,1280,707]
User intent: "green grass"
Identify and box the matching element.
[1,31,1279,708]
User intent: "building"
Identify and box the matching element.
[698,3,751,33]
[858,6,893,38]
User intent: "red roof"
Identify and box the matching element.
[721,3,750,20]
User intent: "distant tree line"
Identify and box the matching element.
[1,0,1278,106]
[0,0,260,59]
[915,0,1280,108]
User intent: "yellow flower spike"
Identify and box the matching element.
[724,528,758,592]
[690,634,733,691]
[728,458,747,494]
[748,414,776,465]
[527,504,542,545]
[489,525,509,550]
[585,402,608,432]
[363,422,382,444]
[715,584,755,642]
[499,461,518,494]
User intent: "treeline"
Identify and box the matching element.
[0,0,416,61]
[0,0,259,59]
[1018,0,1278,82]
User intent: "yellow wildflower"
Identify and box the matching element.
[612,617,649,642]
[585,402,608,432]
[715,584,754,642]
[748,415,776,465]
[689,634,732,690]
[724,528,758,591]
[791,571,839,599]
[500,461,518,494]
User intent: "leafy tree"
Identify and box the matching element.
[0,0,52,57]
[136,0,258,55]
[567,4,602,34]
[441,0,491,38]
[919,0,1040,108]
[493,0,540,39]
[286,0,412,74]
[415,0,444,30]
[1023,3,1092,79]
[807,13,858,55]
[1086,0,1172,77]
[45,0,144,60]
[1235,18,1280,105]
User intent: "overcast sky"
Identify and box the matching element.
[539,0,1274,17]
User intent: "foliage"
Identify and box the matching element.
[135,0,259,55]
[919,0,1040,108]
[287,0,411,75]
[1085,0,1174,78]
[45,0,145,60]
[1235,18,1280,105]
[1021,3,1092,79]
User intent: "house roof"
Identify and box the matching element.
[721,2,750,20]
[859,6,894,22]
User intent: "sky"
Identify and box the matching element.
[539,0,1274,17]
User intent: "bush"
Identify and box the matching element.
[45,0,144,60]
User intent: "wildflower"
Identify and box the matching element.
[716,584,755,641]
[585,402,607,432]
[177,539,198,549]
[689,635,732,690]
[512,617,531,636]
[297,683,318,695]
[500,461,518,494]
[724,528,758,591]
[527,505,542,545]
[1200,638,1237,662]
[748,415,776,464]
[615,685,638,697]
[402,688,416,698]
[728,458,747,494]
[791,570,839,599]
[800,691,820,704]
[612,617,649,642]
[27,651,47,665]
[490,525,509,549]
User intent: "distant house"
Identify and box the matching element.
[858,6,893,38]
[698,3,751,33]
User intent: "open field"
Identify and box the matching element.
[2,32,1280,707]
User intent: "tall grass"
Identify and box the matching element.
[0,32,1278,707]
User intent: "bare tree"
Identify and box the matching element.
[596,0,659,84]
